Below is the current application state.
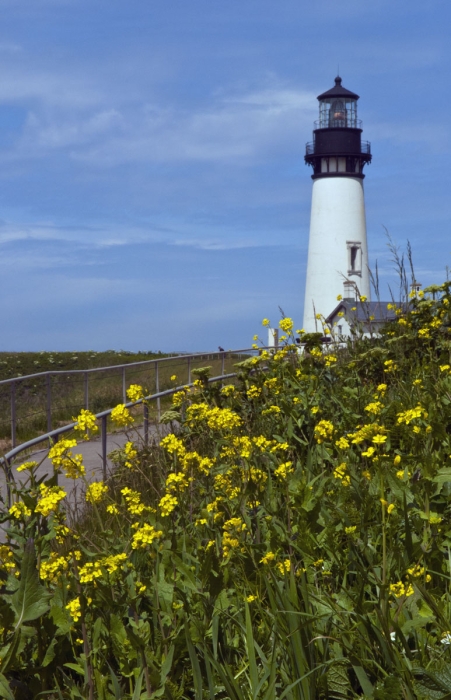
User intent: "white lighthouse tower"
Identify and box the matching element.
[303,77,372,332]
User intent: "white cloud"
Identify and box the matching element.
[4,77,315,166]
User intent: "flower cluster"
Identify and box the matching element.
[110,404,134,427]
[121,487,148,515]
[86,481,108,504]
[35,484,66,517]
[40,554,69,582]
[159,493,178,517]
[9,501,32,519]
[124,441,138,469]
[314,420,334,443]
[49,439,85,479]
[16,461,37,473]
[73,409,99,439]
[126,384,144,402]
[66,597,81,622]
[131,523,164,549]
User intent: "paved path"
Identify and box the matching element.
[1,422,168,523]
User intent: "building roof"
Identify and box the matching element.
[325,300,403,326]
[317,76,359,102]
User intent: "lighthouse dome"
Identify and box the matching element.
[317,76,359,101]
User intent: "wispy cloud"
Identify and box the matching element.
[9,81,316,167]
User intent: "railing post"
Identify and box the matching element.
[155,362,160,421]
[5,457,12,509]
[51,432,59,484]
[10,382,16,449]
[84,372,89,410]
[122,367,126,404]
[101,415,107,480]
[46,374,52,433]
[221,352,225,376]
[187,356,191,384]
[143,404,149,446]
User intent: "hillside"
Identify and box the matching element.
[2,284,451,698]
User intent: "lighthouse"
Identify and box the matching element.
[303,76,372,333]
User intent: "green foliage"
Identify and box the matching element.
[4,282,451,696]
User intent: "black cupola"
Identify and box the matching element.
[305,76,371,179]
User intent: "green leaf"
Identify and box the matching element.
[245,601,259,700]
[350,658,374,697]
[160,645,175,687]
[63,663,85,676]
[433,468,451,484]
[42,636,57,667]
[327,661,352,699]
[0,673,13,700]
[107,664,124,699]
[186,630,203,700]
[11,538,51,628]
[132,670,143,700]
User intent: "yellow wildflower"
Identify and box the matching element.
[121,487,147,515]
[262,405,281,416]
[372,434,387,444]
[66,597,81,622]
[86,481,108,504]
[110,404,134,427]
[9,501,32,519]
[131,523,163,549]
[314,420,334,443]
[16,461,37,473]
[35,484,66,517]
[279,318,293,333]
[390,582,414,598]
[73,409,99,439]
[274,461,294,480]
[159,493,178,517]
[124,441,138,468]
[276,559,291,576]
[126,384,144,402]
[365,401,383,415]
[260,552,275,565]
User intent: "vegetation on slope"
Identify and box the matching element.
[2,283,451,698]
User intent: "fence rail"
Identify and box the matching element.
[0,348,259,449]
[0,370,238,506]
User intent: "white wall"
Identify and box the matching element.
[303,176,370,333]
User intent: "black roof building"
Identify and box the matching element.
[325,300,404,335]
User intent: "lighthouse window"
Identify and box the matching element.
[347,242,362,276]
[329,100,346,127]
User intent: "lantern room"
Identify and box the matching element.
[317,76,359,129]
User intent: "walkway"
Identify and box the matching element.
[2,422,166,514]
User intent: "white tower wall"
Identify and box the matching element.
[303,175,370,333]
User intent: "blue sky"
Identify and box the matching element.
[0,0,450,351]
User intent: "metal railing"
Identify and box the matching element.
[305,140,371,156]
[314,118,363,130]
[0,348,257,449]
[0,370,238,506]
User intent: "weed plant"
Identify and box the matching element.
[2,284,451,698]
